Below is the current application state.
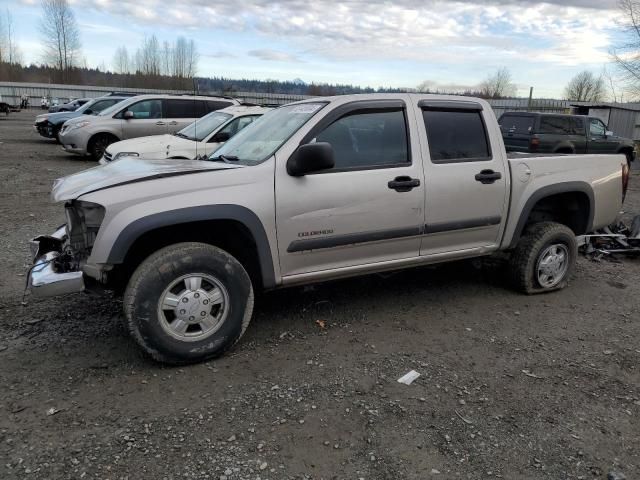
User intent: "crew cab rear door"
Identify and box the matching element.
[416,99,509,256]
[275,99,426,277]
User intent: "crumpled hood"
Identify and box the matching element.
[51,157,243,201]
[36,110,81,124]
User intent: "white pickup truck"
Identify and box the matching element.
[28,94,629,364]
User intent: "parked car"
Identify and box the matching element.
[499,112,636,164]
[34,95,131,142]
[100,105,270,164]
[59,94,240,160]
[49,98,90,113]
[27,94,628,364]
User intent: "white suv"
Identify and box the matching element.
[59,94,239,160]
[100,105,270,164]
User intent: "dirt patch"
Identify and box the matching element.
[1,110,639,479]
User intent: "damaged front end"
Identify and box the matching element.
[28,200,105,298]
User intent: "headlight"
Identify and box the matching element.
[64,200,106,256]
[35,115,48,123]
[113,152,140,161]
[66,120,91,132]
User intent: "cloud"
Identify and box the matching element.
[81,0,621,70]
[248,49,303,62]
[203,51,237,59]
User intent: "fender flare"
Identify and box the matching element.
[106,204,276,288]
[508,181,595,249]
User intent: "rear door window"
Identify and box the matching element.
[164,99,206,118]
[539,116,572,135]
[499,115,534,134]
[570,117,585,135]
[423,110,491,163]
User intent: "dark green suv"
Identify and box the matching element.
[499,112,635,164]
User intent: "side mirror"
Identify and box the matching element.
[287,142,335,177]
[84,109,93,115]
[606,130,613,137]
[123,110,134,120]
[211,131,231,143]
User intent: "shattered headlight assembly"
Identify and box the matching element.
[65,120,91,132]
[64,200,106,256]
[113,152,140,161]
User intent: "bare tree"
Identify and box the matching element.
[39,0,82,80]
[564,70,606,102]
[112,46,130,74]
[1,9,22,65]
[162,40,172,77]
[612,0,640,97]
[479,67,516,99]
[602,66,623,103]
[136,35,161,76]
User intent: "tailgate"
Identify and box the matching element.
[502,132,531,152]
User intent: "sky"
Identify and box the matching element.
[2,0,628,98]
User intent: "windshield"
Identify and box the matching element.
[211,103,326,165]
[98,98,133,117]
[178,111,232,141]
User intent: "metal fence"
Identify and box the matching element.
[0,81,312,107]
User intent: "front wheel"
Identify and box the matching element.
[88,133,117,161]
[508,222,577,294]
[124,242,254,364]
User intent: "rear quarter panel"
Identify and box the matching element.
[502,154,624,248]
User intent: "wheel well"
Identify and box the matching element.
[618,146,633,158]
[523,192,590,236]
[89,132,119,146]
[109,219,263,293]
[555,147,573,154]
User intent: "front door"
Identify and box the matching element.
[275,100,425,277]
[416,101,509,256]
[587,117,615,154]
[121,99,166,139]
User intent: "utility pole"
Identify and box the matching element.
[527,87,533,111]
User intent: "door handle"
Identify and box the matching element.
[388,176,420,192]
[475,170,502,184]
[169,121,178,125]
[156,121,166,126]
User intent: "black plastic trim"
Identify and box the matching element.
[425,216,502,234]
[508,181,595,249]
[418,99,484,111]
[106,205,276,288]
[287,226,422,253]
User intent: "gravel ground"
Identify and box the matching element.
[1,109,640,480]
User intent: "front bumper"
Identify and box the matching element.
[28,226,85,298]
[59,128,89,155]
[34,121,55,138]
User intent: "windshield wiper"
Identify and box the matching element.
[174,132,191,139]
[210,154,240,163]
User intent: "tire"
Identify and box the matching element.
[124,242,254,364]
[508,221,577,295]
[88,133,117,161]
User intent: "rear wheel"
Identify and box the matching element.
[124,242,254,364]
[508,221,577,294]
[88,133,118,161]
